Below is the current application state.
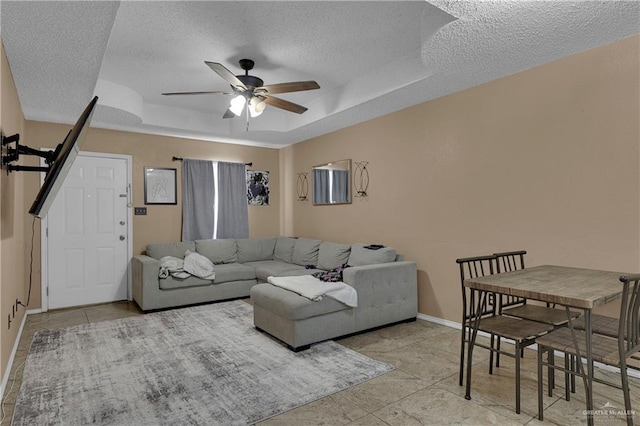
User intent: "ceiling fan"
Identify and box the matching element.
[162,59,320,119]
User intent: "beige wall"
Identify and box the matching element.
[283,35,640,322]
[1,39,27,387]
[21,123,281,309]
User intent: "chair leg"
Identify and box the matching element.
[547,348,556,396]
[537,345,544,421]
[564,353,570,401]
[489,334,495,374]
[515,342,521,414]
[496,336,501,368]
[459,326,466,386]
[619,359,633,426]
[571,355,576,393]
[465,319,482,401]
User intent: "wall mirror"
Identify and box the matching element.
[312,159,352,205]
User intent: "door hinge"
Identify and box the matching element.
[46,227,48,237]
[46,287,48,296]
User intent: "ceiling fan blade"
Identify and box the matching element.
[258,81,320,95]
[161,91,231,96]
[222,108,235,119]
[263,95,308,114]
[205,61,247,90]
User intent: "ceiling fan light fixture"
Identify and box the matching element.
[249,97,266,117]
[229,94,246,116]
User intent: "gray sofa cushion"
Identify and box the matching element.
[146,241,195,260]
[237,237,277,263]
[213,263,256,284]
[159,275,212,290]
[348,243,397,266]
[195,239,238,264]
[251,283,350,320]
[317,242,351,270]
[273,237,296,263]
[291,238,321,267]
[243,260,309,282]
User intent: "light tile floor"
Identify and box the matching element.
[1,300,638,425]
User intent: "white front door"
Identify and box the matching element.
[46,154,130,309]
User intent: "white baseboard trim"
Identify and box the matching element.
[0,310,29,401]
[416,313,640,379]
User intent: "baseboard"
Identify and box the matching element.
[0,309,29,401]
[416,313,640,379]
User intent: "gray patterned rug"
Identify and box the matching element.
[13,300,394,425]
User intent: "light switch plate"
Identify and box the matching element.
[134,207,147,215]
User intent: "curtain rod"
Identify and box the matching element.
[172,156,253,167]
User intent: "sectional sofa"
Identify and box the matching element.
[132,236,418,349]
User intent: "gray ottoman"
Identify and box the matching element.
[250,283,355,351]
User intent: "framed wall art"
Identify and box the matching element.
[144,167,177,205]
[246,170,270,205]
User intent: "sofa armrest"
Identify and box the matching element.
[342,261,418,331]
[132,254,161,311]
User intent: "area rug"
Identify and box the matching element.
[13,300,394,425]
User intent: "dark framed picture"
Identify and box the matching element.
[144,167,177,205]
[246,170,270,205]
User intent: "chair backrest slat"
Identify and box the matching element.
[456,255,497,320]
[494,250,527,308]
[619,274,640,359]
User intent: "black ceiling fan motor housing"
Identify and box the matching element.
[236,59,264,89]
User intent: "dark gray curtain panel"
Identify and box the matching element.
[217,161,249,239]
[332,170,350,203]
[181,159,215,241]
[313,168,330,204]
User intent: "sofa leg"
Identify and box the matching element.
[291,344,311,352]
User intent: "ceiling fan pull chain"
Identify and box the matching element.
[246,104,250,132]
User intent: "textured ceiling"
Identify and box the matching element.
[1,1,639,148]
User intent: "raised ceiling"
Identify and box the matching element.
[1,1,638,148]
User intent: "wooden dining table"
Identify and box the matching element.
[464,265,625,425]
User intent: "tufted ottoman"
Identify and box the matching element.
[251,283,355,351]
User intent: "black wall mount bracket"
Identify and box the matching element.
[1,133,55,174]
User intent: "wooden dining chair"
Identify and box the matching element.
[457,255,554,414]
[536,274,640,425]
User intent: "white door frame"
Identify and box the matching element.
[40,151,133,312]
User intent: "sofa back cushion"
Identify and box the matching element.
[237,237,277,263]
[195,239,238,264]
[291,238,322,267]
[317,241,351,271]
[347,243,397,266]
[273,237,296,263]
[146,241,195,260]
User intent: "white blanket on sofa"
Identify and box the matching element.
[158,251,216,280]
[158,256,190,279]
[267,275,357,307]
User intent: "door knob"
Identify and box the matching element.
[119,235,125,241]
